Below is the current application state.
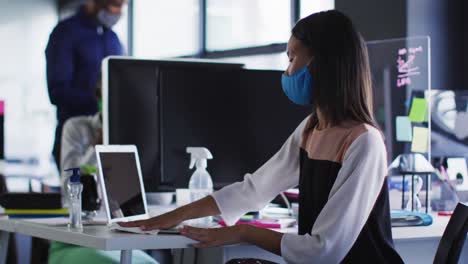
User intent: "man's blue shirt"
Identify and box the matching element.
[46,7,123,126]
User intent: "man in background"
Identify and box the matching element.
[46,0,125,170]
[50,80,157,264]
[42,1,125,262]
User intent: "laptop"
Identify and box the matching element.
[96,145,181,235]
[95,145,156,234]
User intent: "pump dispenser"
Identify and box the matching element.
[66,168,81,183]
[65,168,83,231]
[186,147,213,226]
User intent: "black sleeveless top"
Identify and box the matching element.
[298,123,403,263]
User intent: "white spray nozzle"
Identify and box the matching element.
[186,147,213,169]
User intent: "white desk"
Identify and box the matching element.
[221,215,468,264]
[0,217,195,264]
[392,215,468,264]
[0,215,467,264]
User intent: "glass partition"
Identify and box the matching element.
[367,36,431,161]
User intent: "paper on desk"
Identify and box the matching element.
[454,112,468,140]
[409,98,427,123]
[22,217,68,226]
[23,217,107,226]
[411,127,429,153]
[396,116,412,142]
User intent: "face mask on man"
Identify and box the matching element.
[97,9,121,28]
[281,64,313,106]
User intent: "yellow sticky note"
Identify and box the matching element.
[411,127,429,153]
[409,98,427,123]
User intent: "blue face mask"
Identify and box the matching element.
[97,9,121,28]
[281,65,313,106]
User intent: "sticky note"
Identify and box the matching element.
[396,116,412,142]
[454,112,468,140]
[409,98,427,123]
[411,127,429,153]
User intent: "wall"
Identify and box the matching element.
[335,0,407,41]
[336,0,468,91]
[0,0,58,160]
[407,0,448,90]
[0,2,58,262]
[407,0,466,91]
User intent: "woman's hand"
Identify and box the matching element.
[118,209,184,230]
[118,196,221,231]
[180,225,245,248]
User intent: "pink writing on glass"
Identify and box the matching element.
[396,46,423,87]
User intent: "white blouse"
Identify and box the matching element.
[211,116,388,264]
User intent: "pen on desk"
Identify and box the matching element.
[437,211,453,216]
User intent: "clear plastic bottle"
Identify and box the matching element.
[187,147,214,227]
[65,168,83,232]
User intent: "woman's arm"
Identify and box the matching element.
[183,129,388,264]
[211,116,309,225]
[241,225,284,255]
[122,116,310,230]
[120,195,220,229]
[181,224,284,255]
[179,195,221,220]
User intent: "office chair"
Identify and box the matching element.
[434,202,468,264]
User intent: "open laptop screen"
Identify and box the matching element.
[98,152,146,219]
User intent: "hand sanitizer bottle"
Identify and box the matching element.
[65,168,83,232]
[187,147,213,227]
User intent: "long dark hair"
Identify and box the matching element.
[292,10,377,129]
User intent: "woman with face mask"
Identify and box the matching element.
[122,10,404,264]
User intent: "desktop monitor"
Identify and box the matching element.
[104,58,310,191]
[103,58,162,190]
[160,67,310,189]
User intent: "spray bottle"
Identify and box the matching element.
[187,147,213,226]
[65,168,83,232]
